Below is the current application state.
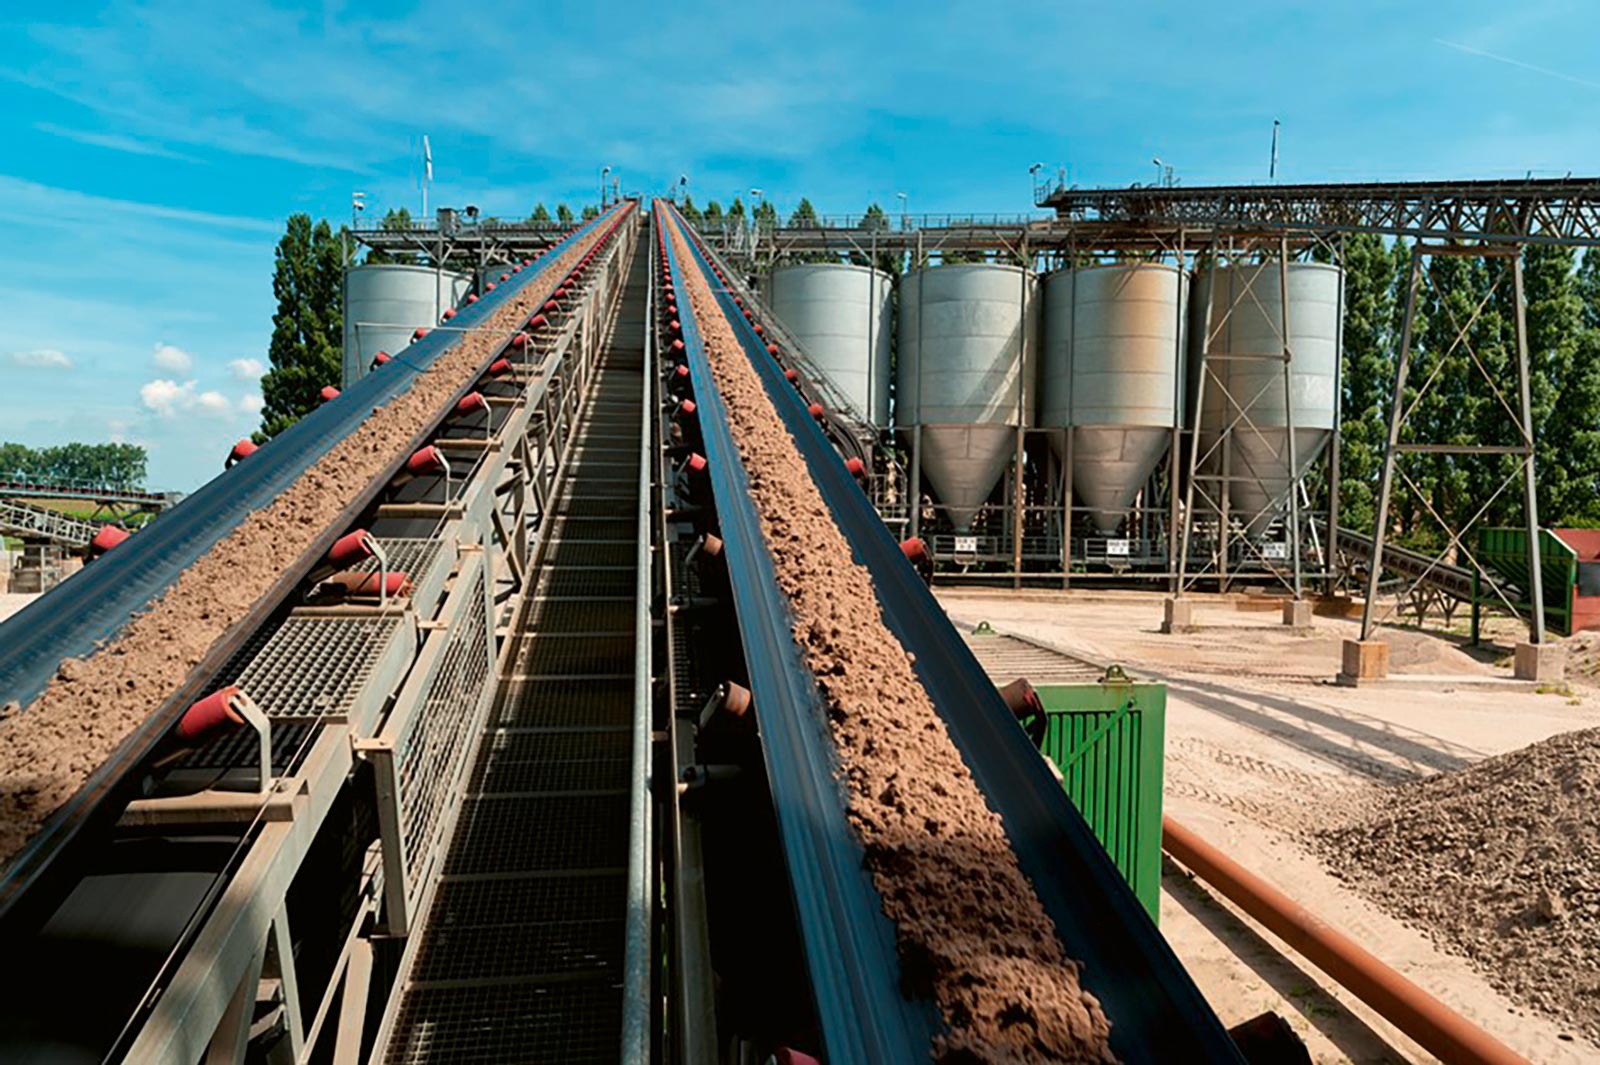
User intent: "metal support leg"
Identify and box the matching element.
[909,424,923,541]
[266,903,304,1057]
[204,944,266,1065]
[1360,247,1424,641]
[1511,253,1547,643]
[1279,241,1304,599]
[1062,428,1074,590]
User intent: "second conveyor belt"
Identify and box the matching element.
[657,201,1242,1063]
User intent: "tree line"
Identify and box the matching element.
[0,441,148,489]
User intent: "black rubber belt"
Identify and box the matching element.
[669,204,1244,1063]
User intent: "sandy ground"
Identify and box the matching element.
[0,594,38,624]
[938,588,1600,1064]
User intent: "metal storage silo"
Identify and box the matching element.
[342,264,472,385]
[897,263,1039,532]
[763,264,892,427]
[1190,262,1341,533]
[1040,264,1187,535]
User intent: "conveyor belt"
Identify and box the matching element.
[661,203,1242,1062]
[382,233,649,1065]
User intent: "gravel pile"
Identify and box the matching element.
[1317,726,1600,1042]
[668,217,1115,1062]
[0,214,620,866]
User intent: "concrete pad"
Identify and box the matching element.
[1515,641,1567,683]
[1338,638,1388,684]
[1162,597,1197,635]
[1282,599,1313,633]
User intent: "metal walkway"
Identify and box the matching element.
[0,498,101,546]
[383,238,648,1064]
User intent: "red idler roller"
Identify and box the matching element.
[177,686,244,741]
[772,1051,821,1065]
[733,296,743,308]
[900,537,929,564]
[456,391,489,415]
[698,680,753,730]
[225,439,258,468]
[320,385,341,402]
[487,357,513,378]
[673,399,697,420]
[998,677,1044,719]
[784,367,800,383]
[510,332,531,352]
[327,529,375,569]
[89,524,130,555]
[555,286,570,300]
[406,445,447,476]
[743,309,755,322]
[681,452,708,476]
[485,282,497,292]
[807,402,826,422]
[325,570,412,598]
[766,343,780,356]
[412,327,430,342]
[511,264,522,274]
[668,318,682,335]
[670,338,686,358]
[466,293,479,304]
[667,363,692,395]
[752,323,765,335]
[441,307,457,321]
[499,272,510,283]
[522,258,533,267]
[844,456,866,479]
[371,351,392,370]
[527,313,549,330]
[543,299,560,313]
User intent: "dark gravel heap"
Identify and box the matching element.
[1317,726,1600,1043]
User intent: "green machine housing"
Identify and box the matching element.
[1472,526,1600,639]
[1019,668,1166,922]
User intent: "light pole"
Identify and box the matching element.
[601,166,611,209]
[678,174,688,203]
[1152,157,1163,188]
[1028,163,1043,204]
[896,191,908,231]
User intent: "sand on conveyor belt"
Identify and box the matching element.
[0,215,619,866]
[667,219,1114,1063]
[1316,726,1600,1043]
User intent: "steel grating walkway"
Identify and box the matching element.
[385,243,648,1065]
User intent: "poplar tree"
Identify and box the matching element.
[259,214,344,440]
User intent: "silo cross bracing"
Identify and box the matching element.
[1190,261,1341,536]
[342,264,472,386]
[761,264,892,427]
[896,264,1040,532]
[1040,264,1187,536]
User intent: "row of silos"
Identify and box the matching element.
[765,259,1342,536]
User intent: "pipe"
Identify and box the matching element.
[1161,816,1528,1065]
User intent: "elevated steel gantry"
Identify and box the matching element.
[701,178,1600,645]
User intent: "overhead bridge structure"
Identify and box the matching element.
[0,195,1255,1063]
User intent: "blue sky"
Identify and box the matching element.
[2,0,1598,490]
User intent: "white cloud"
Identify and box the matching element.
[237,392,262,413]
[33,121,201,162]
[139,378,236,419]
[228,357,263,380]
[152,342,194,373]
[5,348,73,369]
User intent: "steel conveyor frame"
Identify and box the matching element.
[659,202,1242,1062]
[0,209,628,922]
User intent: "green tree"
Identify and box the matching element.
[0,442,147,488]
[703,200,724,229]
[556,203,575,225]
[1335,233,1401,533]
[581,204,599,221]
[259,214,344,440]
[528,203,552,224]
[364,208,417,265]
[680,197,703,225]
[753,199,778,231]
[1524,244,1600,524]
[727,197,746,223]
[788,197,820,228]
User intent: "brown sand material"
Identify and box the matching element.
[1316,726,1600,1043]
[667,219,1115,1062]
[0,212,625,865]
